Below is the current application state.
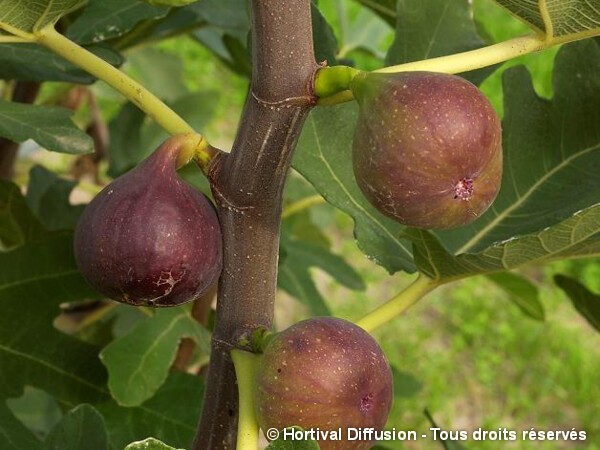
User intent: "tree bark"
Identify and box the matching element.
[192,1,318,449]
[0,82,40,180]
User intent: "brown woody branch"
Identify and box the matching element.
[192,1,319,449]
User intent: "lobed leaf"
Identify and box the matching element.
[493,0,600,40]
[0,99,93,154]
[100,308,210,407]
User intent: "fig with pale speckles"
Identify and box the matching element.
[74,135,222,307]
[255,317,393,450]
[351,71,502,229]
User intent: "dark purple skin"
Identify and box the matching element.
[74,136,222,307]
[351,71,502,229]
[255,317,393,450]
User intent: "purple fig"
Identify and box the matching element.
[351,71,502,229]
[74,135,222,307]
[255,317,393,450]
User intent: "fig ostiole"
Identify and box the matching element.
[351,71,502,230]
[74,134,222,307]
[254,317,393,450]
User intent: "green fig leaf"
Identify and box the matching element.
[336,3,391,60]
[124,438,183,450]
[278,237,365,316]
[0,180,46,250]
[486,272,544,321]
[0,44,123,83]
[293,103,415,274]
[492,0,600,40]
[26,165,85,231]
[66,0,169,45]
[554,275,600,333]
[0,0,86,35]
[0,233,108,403]
[438,40,600,254]
[354,0,396,26]
[405,204,600,283]
[100,308,210,407]
[0,99,93,154]
[386,0,486,65]
[0,402,42,450]
[96,372,203,449]
[311,2,338,65]
[44,404,108,450]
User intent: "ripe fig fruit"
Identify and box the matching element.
[255,317,393,450]
[351,71,502,229]
[74,134,222,307]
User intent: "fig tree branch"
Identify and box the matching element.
[192,0,319,448]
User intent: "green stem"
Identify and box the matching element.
[313,66,360,101]
[281,194,326,219]
[34,26,194,136]
[231,349,261,450]
[314,34,553,105]
[375,34,547,75]
[356,274,439,333]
